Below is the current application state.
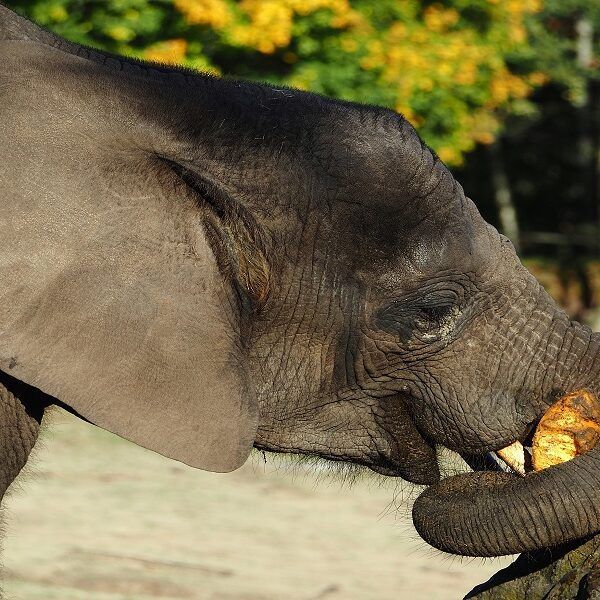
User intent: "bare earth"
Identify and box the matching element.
[1,410,513,600]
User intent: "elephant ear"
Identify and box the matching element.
[0,160,258,471]
[0,48,259,474]
[0,168,258,472]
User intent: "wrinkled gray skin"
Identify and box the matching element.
[1,4,600,562]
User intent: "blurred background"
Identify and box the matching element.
[2,1,599,599]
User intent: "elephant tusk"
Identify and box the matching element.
[496,441,527,476]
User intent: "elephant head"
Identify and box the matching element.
[1,4,599,558]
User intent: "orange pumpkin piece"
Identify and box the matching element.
[532,389,600,471]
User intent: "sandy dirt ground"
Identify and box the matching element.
[0,409,513,600]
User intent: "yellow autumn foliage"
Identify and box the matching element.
[355,1,544,162]
[167,0,548,165]
[174,0,360,54]
[174,0,232,29]
[228,0,361,54]
[145,38,189,65]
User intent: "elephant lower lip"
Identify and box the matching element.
[368,442,441,485]
[369,461,440,485]
[369,464,403,477]
[373,393,441,485]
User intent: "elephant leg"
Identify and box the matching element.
[0,370,47,499]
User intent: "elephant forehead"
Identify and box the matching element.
[355,216,494,299]
[412,208,492,270]
[335,191,491,273]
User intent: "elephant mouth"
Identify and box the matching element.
[412,389,600,557]
[372,399,539,486]
[371,414,535,484]
[462,435,535,476]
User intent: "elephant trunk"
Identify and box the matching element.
[413,321,600,557]
[413,444,600,556]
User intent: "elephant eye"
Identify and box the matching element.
[418,304,454,322]
[375,291,462,345]
[413,303,460,342]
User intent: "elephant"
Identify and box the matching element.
[1,2,599,565]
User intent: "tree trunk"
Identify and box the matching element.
[575,16,596,255]
[466,534,600,599]
[488,140,520,252]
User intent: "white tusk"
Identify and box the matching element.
[496,441,526,476]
